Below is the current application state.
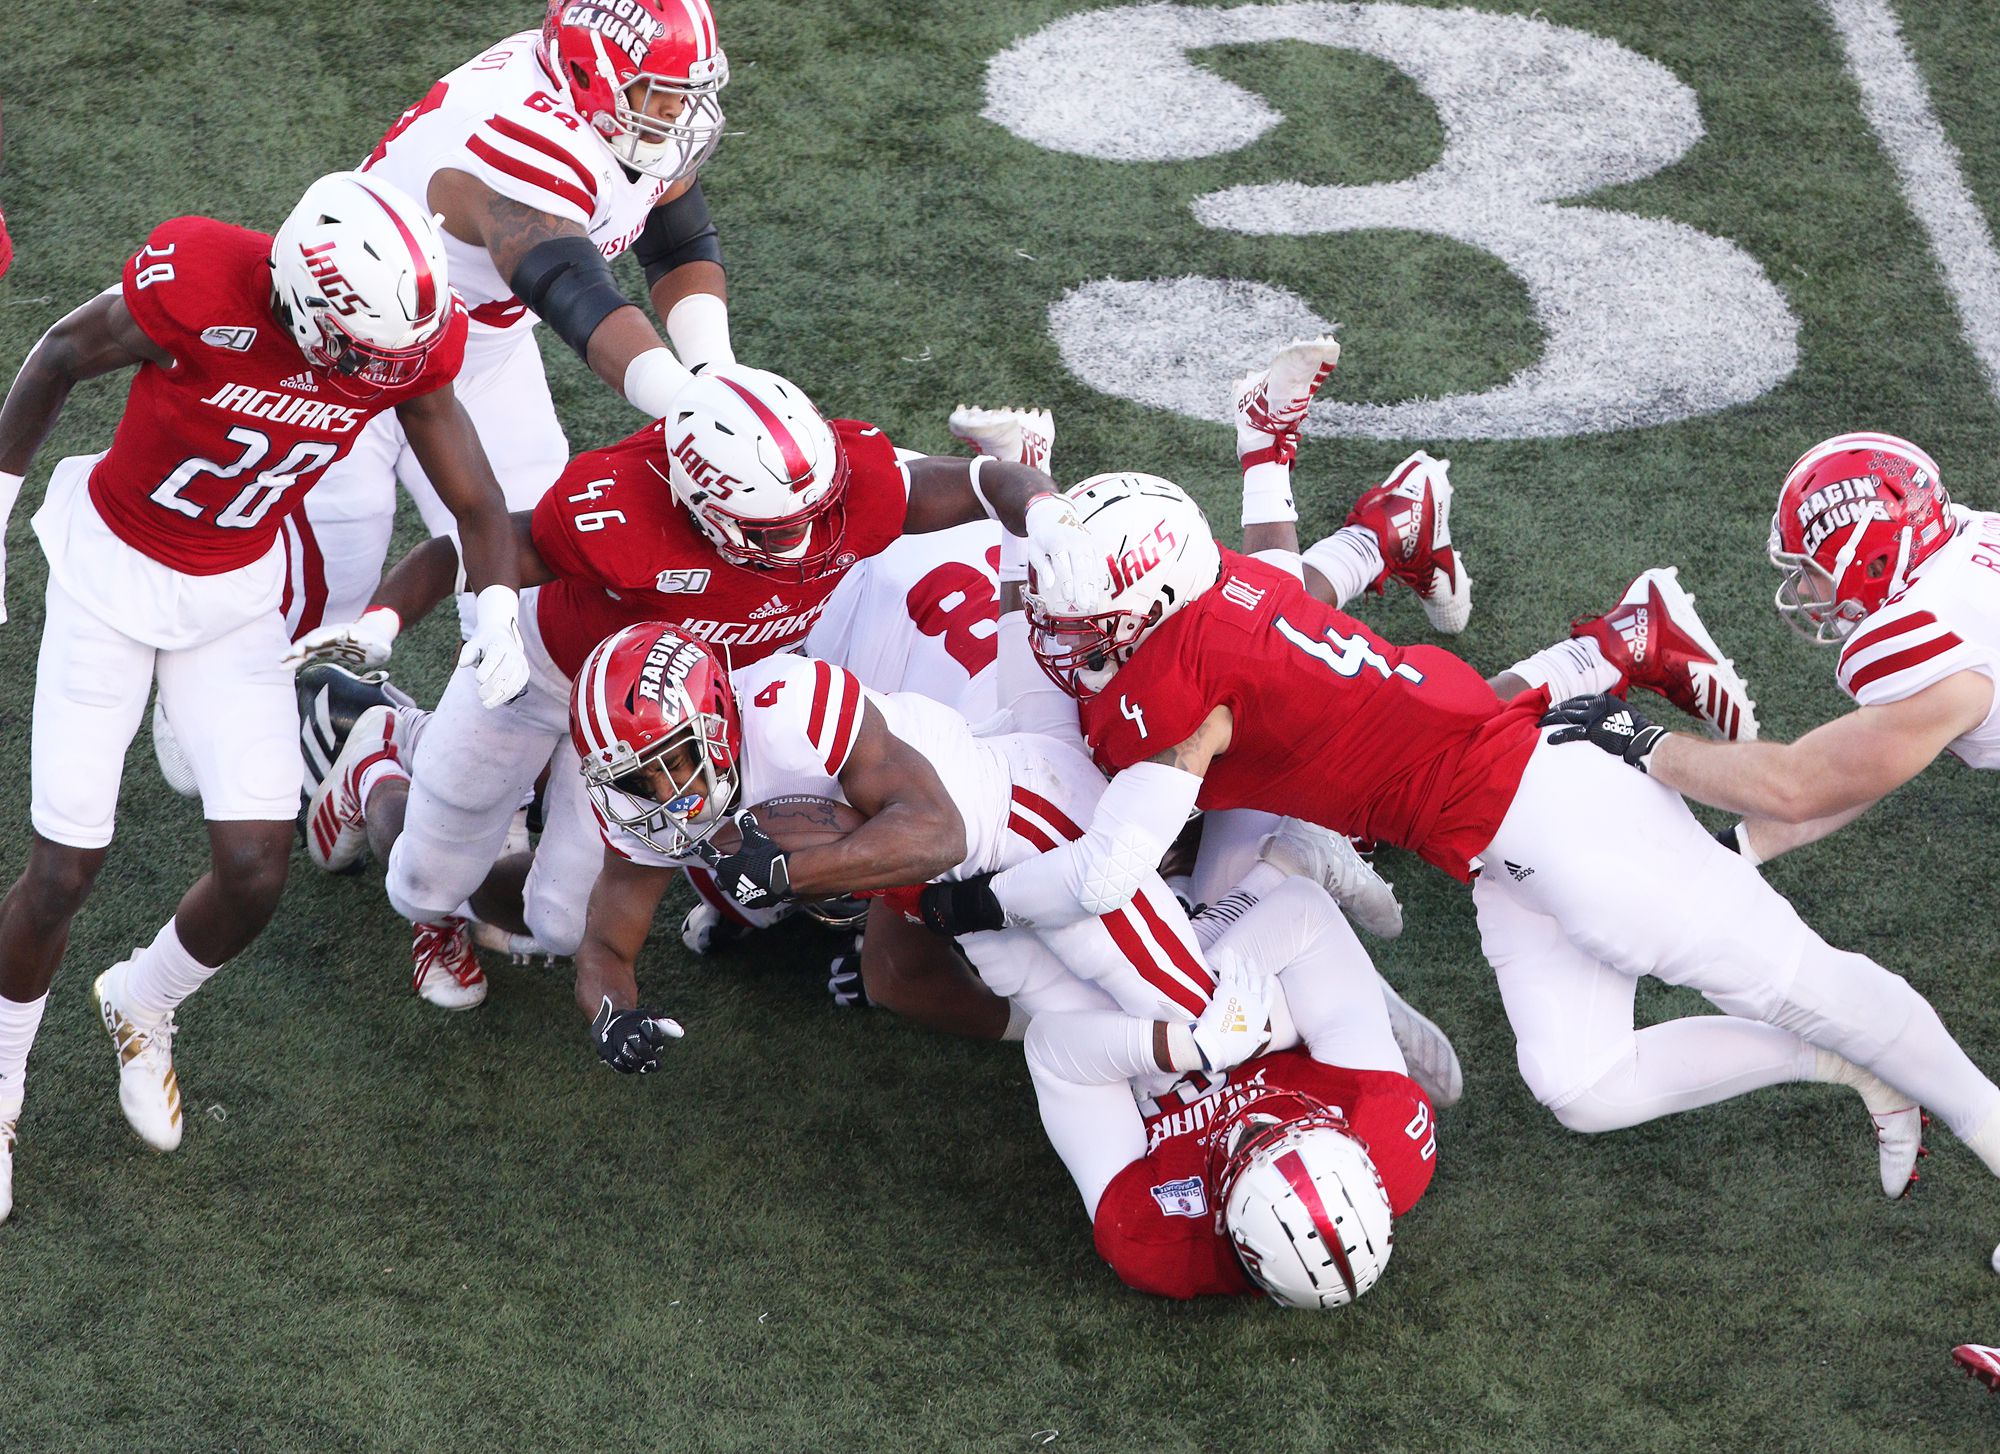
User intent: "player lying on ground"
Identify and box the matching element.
[1542,433,2000,869]
[303,365,1103,1006]
[1026,877,1435,1304]
[0,173,523,1223]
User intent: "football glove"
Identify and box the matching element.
[826,934,871,1010]
[696,811,793,912]
[1024,491,1111,615]
[461,585,531,709]
[1540,693,1671,772]
[1190,961,1274,1073]
[281,606,401,673]
[915,874,1005,938]
[590,996,684,1075]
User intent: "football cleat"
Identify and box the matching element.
[467,920,563,966]
[1344,451,1472,633]
[412,917,487,1011]
[1231,334,1340,468]
[1375,973,1464,1111]
[92,960,183,1152]
[297,660,414,793]
[151,698,200,799]
[1257,817,1403,940]
[1571,567,1760,740]
[947,404,1055,472]
[1954,1344,2000,1392]
[1819,1051,1924,1197]
[304,704,411,872]
[0,1107,16,1225]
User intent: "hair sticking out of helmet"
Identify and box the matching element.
[270,171,453,398]
[658,364,851,583]
[1769,431,1955,644]
[1026,473,1221,699]
[571,623,744,855]
[540,0,728,183]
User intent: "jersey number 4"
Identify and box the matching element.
[1274,614,1424,684]
[149,426,337,530]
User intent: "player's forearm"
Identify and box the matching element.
[584,306,676,396]
[454,502,520,597]
[783,803,967,898]
[1739,799,1877,862]
[0,338,83,475]
[1648,735,1859,823]
[573,937,641,1020]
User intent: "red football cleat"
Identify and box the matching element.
[1344,451,1472,633]
[1571,567,1760,741]
[1953,1344,2000,1392]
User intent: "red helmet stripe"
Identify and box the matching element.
[718,376,812,483]
[1274,1147,1359,1302]
[350,177,438,321]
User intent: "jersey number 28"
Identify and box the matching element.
[150,426,337,530]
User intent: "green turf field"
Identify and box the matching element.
[5,1,2000,1448]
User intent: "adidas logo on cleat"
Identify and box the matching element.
[279,370,319,394]
[1614,606,1651,663]
[748,595,790,620]
[1503,859,1534,882]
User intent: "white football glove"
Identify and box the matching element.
[948,404,1055,472]
[1189,960,1274,1073]
[280,606,401,673]
[1024,491,1111,615]
[461,584,530,708]
[0,470,23,627]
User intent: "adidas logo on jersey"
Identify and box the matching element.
[278,371,320,394]
[748,595,790,620]
[1503,859,1534,882]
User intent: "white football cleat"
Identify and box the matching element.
[467,920,562,966]
[412,917,487,1011]
[1258,817,1403,939]
[1344,451,1472,633]
[0,1105,17,1225]
[947,404,1055,472]
[1232,335,1341,466]
[92,960,183,1152]
[1571,566,1759,741]
[151,698,199,799]
[1375,974,1464,1110]
[304,703,411,872]
[1817,1051,1922,1198]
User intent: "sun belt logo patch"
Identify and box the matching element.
[1150,1175,1208,1219]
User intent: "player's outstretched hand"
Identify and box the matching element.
[590,995,685,1074]
[1190,961,1275,1073]
[461,585,530,708]
[1025,491,1110,615]
[698,811,794,912]
[1540,692,1670,772]
[280,607,400,673]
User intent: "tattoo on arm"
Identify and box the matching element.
[474,189,591,280]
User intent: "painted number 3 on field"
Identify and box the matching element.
[984,2,1800,440]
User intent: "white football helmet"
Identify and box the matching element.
[271,171,452,397]
[1214,1096,1395,1309]
[1026,472,1220,699]
[659,364,850,581]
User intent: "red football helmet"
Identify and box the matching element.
[570,623,742,854]
[539,0,728,182]
[1770,431,1955,644]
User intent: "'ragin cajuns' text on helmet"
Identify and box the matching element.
[571,623,743,855]
[539,0,728,183]
[1026,473,1222,700]
[658,365,851,582]
[270,171,453,397]
[1770,432,1956,644]
[1208,1087,1395,1309]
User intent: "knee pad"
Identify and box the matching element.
[384,841,460,926]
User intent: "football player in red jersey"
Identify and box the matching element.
[301,364,1105,1008]
[281,0,736,644]
[0,172,523,1222]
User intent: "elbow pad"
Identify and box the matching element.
[990,762,1203,927]
[509,235,630,359]
[634,182,724,289]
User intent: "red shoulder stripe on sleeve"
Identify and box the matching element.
[1844,632,1963,693]
[486,115,600,202]
[1840,609,1938,668]
[1102,907,1208,1018]
[465,136,594,218]
[806,660,833,747]
[824,669,863,776]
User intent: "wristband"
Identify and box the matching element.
[968,455,998,520]
[664,292,734,374]
[359,605,402,642]
[1715,821,1764,866]
[623,346,694,418]
[473,583,520,630]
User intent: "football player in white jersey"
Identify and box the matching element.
[280,0,735,650]
[1541,432,1997,864]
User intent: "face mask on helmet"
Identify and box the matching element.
[583,713,740,857]
[1025,589,1160,701]
[608,72,727,180]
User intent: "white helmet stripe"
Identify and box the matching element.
[676,0,717,58]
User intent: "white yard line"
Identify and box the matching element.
[1822,0,2000,400]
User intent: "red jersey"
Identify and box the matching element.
[1093,1051,1436,1300]
[1080,550,1541,881]
[531,417,911,679]
[89,217,467,575]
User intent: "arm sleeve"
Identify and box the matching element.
[989,762,1203,927]
[1024,1045,1150,1220]
[634,181,724,289]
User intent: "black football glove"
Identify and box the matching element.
[590,996,685,1075]
[826,934,871,1010]
[697,810,793,912]
[915,874,1006,938]
[1539,693,1671,772]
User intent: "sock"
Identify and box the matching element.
[1239,460,1297,528]
[120,919,220,1024]
[0,992,49,1111]
[357,754,409,813]
[1299,526,1385,608]
[1505,636,1617,702]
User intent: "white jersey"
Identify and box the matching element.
[1835,506,2000,767]
[360,30,677,366]
[804,521,1003,728]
